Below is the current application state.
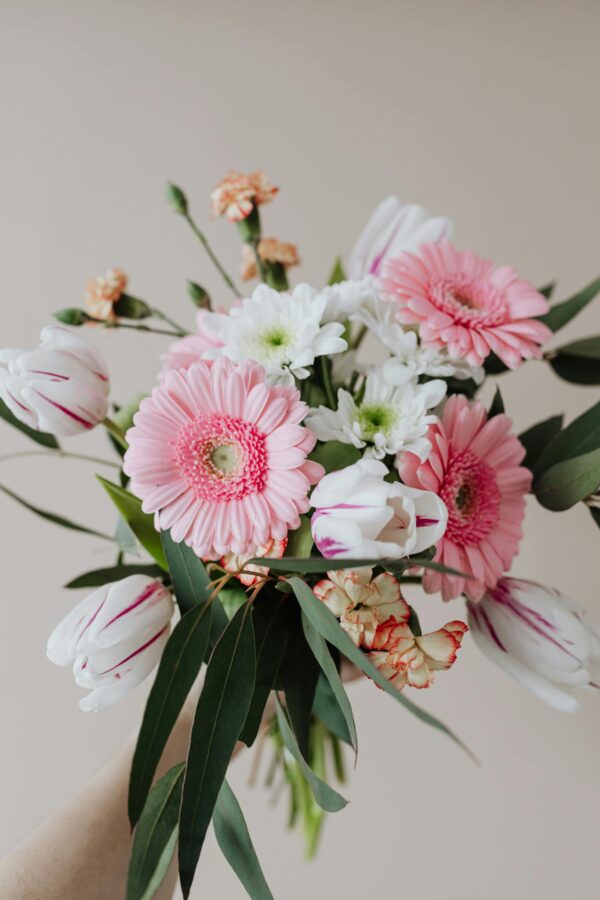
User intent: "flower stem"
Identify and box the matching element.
[317,356,337,409]
[350,324,367,350]
[103,416,128,450]
[150,308,189,336]
[184,212,241,298]
[0,450,121,469]
[91,319,184,338]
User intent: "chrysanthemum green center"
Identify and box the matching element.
[259,327,292,354]
[357,404,398,439]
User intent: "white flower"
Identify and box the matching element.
[353,296,484,384]
[319,277,379,324]
[468,578,600,713]
[204,283,347,384]
[47,575,174,711]
[305,369,446,461]
[310,458,447,560]
[0,326,110,436]
[348,196,452,279]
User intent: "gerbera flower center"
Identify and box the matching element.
[440,449,501,544]
[174,413,268,502]
[432,277,508,326]
[357,404,398,439]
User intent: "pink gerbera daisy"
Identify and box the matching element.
[160,310,224,378]
[398,395,531,602]
[381,239,551,369]
[123,357,323,559]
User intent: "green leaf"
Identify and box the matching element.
[213,780,274,900]
[126,763,184,900]
[589,506,600,529]
[533,448,600,511]
[114,294,152,320]
[65,563,164,589]
[483,353,508,376]
[98,477,167,569]
[275,698,348,813]
[534,399,600,477]
[129,603,213,827]
[240,595,287,747]
[285,516,314,558]
[279,604,321,759]
[289,577,473,759]
[312,674,352,744]
[488,385,504,418]
[252,554,468,578]
[327,256,346,285]
[519,415,564,473]
[219,584,248,620]
[115,515,139,556]
[309,440,361,473]
[0,482,112,541]
[0,396,59,449]
[301,613,357,754]
[538,275,600,332]
[548,336,600,384]
[539,281,557,299]
[178,602,256,899]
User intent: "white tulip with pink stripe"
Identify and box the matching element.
[0,326,110,436]
[47,575,174,711]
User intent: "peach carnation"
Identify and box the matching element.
[369,619,468,689]
[241,238,300,281]
[220,537,287,587]
[85,267,127,321]
[398,395,531,602]
[381,240,551,368]
[123,357,323,559]
[211,170,279,222]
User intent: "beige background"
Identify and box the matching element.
[1,1,600,897]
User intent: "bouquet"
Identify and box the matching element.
[2,170,600,899]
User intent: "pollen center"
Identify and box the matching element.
[440,449,501,544]
[357,404,397,439]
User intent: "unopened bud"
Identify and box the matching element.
[54,308,91,326]
[166,183,188,215]
[187,280,212,310]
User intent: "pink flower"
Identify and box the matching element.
[46,575,173,711]
[160,310,224,377]
[123,357,323,559]
[369,619,468,690]
[381,240,551,368]
[314,567,409,648]
[220,536,287,587]
[398,395,531,602]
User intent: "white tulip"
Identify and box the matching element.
[47,575,174,711]
[0,326,110,436]
[468,578,600,712]
[348,196,452,280]
[310,458,447,560]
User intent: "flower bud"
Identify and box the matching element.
[166,182,188,216]
[468,578,600,712]
[47,575,174,711]
[187,280,211,309]
[54,308,92,326]
[0,326,110,436]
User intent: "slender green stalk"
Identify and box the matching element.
[150,307,189,336]
[184,213,241,298]
[103,416,128,450]
[318,356,337,409]
[350,324,367,350]
[91,319,184,338]
[0,449,121,469]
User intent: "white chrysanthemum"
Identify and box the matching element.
[305,369,446,461]
[204,283,347,384]
[352,296,484,384]
[319,277,379,324]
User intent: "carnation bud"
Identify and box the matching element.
[113,294,152,320]
[237,206,261,242]
[54,308,92,326]
[187,280,212,310]
[166,182,188,215]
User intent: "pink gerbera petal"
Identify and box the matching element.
[398,395,531,602]
[123,358,323,560]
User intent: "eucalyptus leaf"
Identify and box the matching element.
[213,780,274,900]
[0,397,59,449]
[328,256,347,285]
[301,612,357,754]
[98,477,167,569]
[275,697,348,813]
[519,415,563,473]
[539,274,600,332]
[488,385,504,418]
[312,674,352,745]
[240,595,287,747]
[285,516,314,558]
[589,506,600,529]
[129,603,213,827]
[279,603,321,759]
[534,399,600,477]
[289,577,473,759]
[178,602,256,899]
[539,281,557,299]
[0,482,112,541]
[549,336,600,385]
[533,448,600,511]
[115,515,139,556]
[65,563,164,589]
[252,554,468,578]
[309,440,361,473]
[126,763,184,900]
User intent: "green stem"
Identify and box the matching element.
[103,416,128,450]
[318,356,336,409]
[0,450,121,469]
[91,319,184,338]
[150,307,189,336]
[184,213,241,298]
[350,324,367,351]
